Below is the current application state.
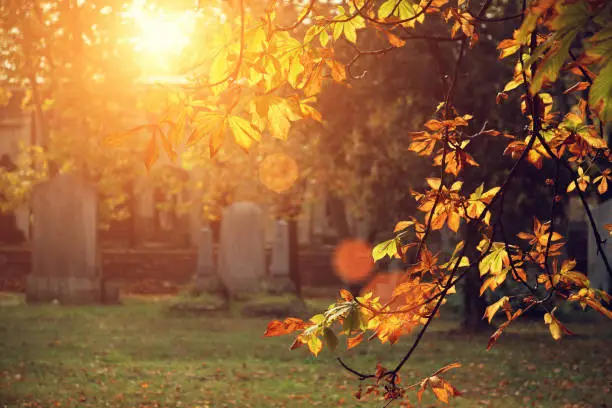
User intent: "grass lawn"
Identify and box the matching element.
[0,293,611,408]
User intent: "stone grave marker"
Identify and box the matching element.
[193,226,223,294]
[218,202,266,296]
[587,199,612,293]
[267,219,295,294]
[26,174,110,304]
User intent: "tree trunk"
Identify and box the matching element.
[461,266,488,332]
[461,220,488,332]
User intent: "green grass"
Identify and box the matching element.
[0,293,611,407]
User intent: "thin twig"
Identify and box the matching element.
[276,0,316,31]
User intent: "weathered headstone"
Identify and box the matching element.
[587,199,612,293]
[26,174,107,304]
[267,220,295,294]
[192,226,223,294]
[218,202,266,296]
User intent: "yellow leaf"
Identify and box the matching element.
[483,296,509,324]
[210,50,229,89]
[544,312,572,340]
[319,29,329,47]
[343,21,357,44]
[503,78,523,92]
[228,115,261,151]
[307,335,323,356]
[268,103,292,141]
[193,111,227,155]
[288,57,304,89]
[498,39,520,59]
[332,22,343,40]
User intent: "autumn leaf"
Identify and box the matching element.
[303,62,324,97]
[544,311,572,340]
[497,38,520,59]
[386,32,406,47]
[326,59,346,83]
[228,115,262,151]
[193,111,227,155]
[339,289,353,301]
[347,333,364,350]
[307,335,323,356]
[418,375,461,404]
[566,166,590,192]
[372,238,398,261]
[264,318,311,337]
[432,362,462,376]
[487,309,523,350]
[563,81,590,94]
[479,243,509,276]
[483,296,510,324]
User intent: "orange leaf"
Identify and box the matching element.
[264,318,310,337]
[386,32,406,47]
[347,333,364,350]
[339,289,353,301]
[394,220,414,232]
[326,59,346,83]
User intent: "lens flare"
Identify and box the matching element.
[258,153,299,193]
[332,239,374,283]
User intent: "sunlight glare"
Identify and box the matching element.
[124,1,196,56]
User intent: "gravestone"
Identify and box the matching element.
[26,174,105,304]
[218,202,266,296]
[267,220,295,294]
[192,226,223,294]
[587,199,612,293]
